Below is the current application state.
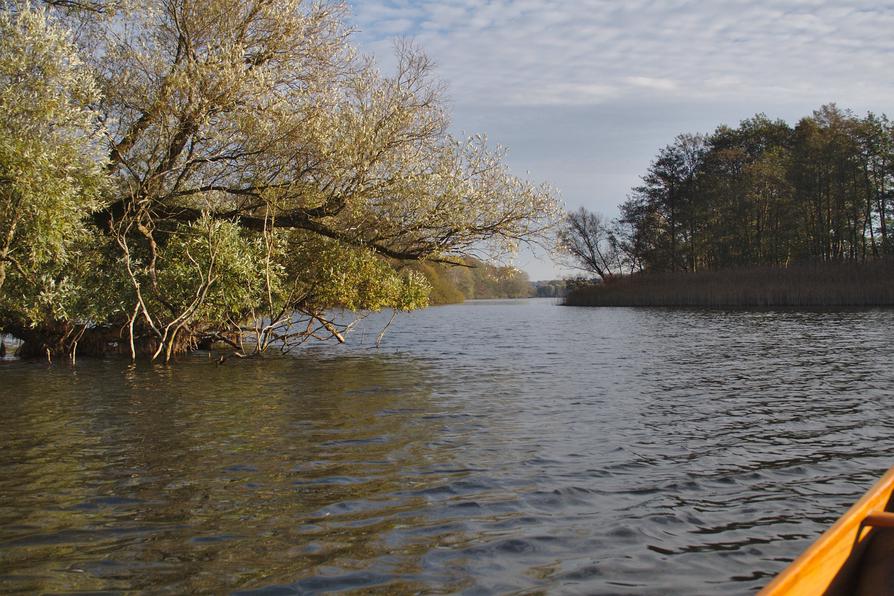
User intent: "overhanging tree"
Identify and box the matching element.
[0,0,560,361]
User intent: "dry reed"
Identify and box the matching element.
[564,261,894,307]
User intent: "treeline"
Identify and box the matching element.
[615,104,893,273]
[532,280,568,298]
[409,259,533,304]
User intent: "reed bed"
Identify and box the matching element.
[564,261,894,307]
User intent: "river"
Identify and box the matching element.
[1,299,893,594]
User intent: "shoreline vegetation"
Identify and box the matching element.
[564,260,894,307]
[410,258,531,304]
[559,105,894,308]
[413,258,567,304]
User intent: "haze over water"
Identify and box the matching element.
[2,300,892,594]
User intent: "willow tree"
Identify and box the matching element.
[0,0,559,361]
[0,6,106,319]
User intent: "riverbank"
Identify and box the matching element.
[564,261,894,307]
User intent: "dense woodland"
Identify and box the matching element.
[564,105,894,280]
[0,2,558,360]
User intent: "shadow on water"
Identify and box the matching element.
[0,354,476,594]
[2,301,894,594]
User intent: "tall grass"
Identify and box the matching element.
[564,260,894,307]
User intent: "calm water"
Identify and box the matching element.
[2,300,893,594]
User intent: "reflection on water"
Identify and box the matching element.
[2,301,894,594]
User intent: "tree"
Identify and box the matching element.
[559,208,620,282]
[854,112,894,256]
[698,116,795,267]
[631,134,706,272]
[0,4,106,293]
[0,0,560,361]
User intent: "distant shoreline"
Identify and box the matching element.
[563,261,894,307]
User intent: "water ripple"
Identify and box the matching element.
[2,301,893,594]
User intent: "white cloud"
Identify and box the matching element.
[625,77,678,92]
[351,0,894,108]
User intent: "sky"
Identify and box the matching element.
[349,0,894,280]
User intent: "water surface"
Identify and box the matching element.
[2,300,893,594]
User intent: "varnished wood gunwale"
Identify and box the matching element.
[759,466,894,595]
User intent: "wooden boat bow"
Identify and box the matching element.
[760,466,894,595]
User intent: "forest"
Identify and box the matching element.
[562,105,894,306]
[0,1,559,361]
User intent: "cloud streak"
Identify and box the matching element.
[352,0,894,108]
